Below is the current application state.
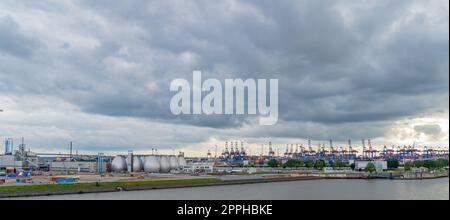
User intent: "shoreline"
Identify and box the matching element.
[1,173,448,199]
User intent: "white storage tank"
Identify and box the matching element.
[144,156,161,173]
[169,156,179,171]
[134,156,144,172]
[159,156,171,173]
[140,156,147,165]
[126,156,143,172]
[112,156,127,172]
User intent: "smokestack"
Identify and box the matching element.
[69,141,73,161]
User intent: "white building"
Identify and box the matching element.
[49,161,100,173]
[355,161,388,172]
[182,162,214,173]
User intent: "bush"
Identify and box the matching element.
[267,159,279,168]
[283,159,305,168]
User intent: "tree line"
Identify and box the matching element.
[404,159,449,171]
[268,158,449,171]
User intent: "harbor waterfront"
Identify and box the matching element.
[11,178,449,200]
[1,138,449,199]
[0,172,448,199]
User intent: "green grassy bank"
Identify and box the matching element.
[0,178,220,191]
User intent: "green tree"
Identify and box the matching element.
[314,160,326,170]
[333,160,346,170]
[298,160,305,167]
[305,160,315,168]
[386,158,399,170]
[267,159,279,168]
[423,160,436,169]
[436,159,449,169]
[413,160,424,168]
[411,159,449,170]
[283,160,301,168]
[365,163,376,173]
[350,163,356,170]
[404,161,414,171]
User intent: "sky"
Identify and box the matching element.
[0,0,448,156]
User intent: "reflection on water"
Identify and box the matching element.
[19,178,450,200]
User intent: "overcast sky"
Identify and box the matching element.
[0,0,448,156]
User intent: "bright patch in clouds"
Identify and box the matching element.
[383,111,449,147]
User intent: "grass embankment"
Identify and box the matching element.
[0,178,220,191]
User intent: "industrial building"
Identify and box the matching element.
[1,138,109,173]
[48,161,100,173]
[0,138,39,172]
[182,162,214,173]
[1,137,448,176]
[355,161,388,172]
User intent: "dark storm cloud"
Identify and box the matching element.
[0,0,448,140]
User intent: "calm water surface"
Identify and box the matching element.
[18,178,450,200]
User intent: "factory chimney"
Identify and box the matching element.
[69,141,73,161]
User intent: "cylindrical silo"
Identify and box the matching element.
[159,156,171,173]
[169,156,179,171]
[126,156,143,172]
[140,156,147,165]
[134,156,143,172]
[111,156,127,172]
[144,156,161,173]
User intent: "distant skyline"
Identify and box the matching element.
[0,0,448,156]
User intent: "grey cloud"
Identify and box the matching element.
[0,16,43,58]
[414,124,442,136]
[0,0,448,142]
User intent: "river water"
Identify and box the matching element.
[18,178,449,200]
